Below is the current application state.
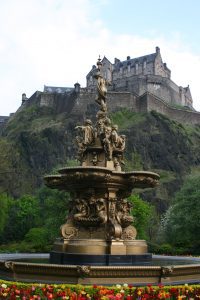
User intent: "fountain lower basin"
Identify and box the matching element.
[0,253,200,285]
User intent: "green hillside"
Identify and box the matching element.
[0,105,199,253]
[1,106,199,204]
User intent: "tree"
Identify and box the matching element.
[0,194,13,236]
[2,194,41,242]
[128,194,153,239]
[161,175,200,253]
[36,186,70,242]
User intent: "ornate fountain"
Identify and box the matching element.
[44,57,159,266]
[1,58,200,285]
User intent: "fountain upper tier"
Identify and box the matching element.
[44,167,159,192]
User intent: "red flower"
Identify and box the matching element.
[128,285,133,289]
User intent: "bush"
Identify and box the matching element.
[24,227,49,247]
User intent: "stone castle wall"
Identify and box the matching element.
[3,87,199,126]
[112,75,183,108]
[139,92,200,125]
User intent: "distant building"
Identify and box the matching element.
[86,47,193,109]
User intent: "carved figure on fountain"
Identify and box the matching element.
[70,193,108,228]
[75,119,94,145]
[93,56,111,113]
[116,198,134,228]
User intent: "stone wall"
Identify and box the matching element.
[139,92,200,125]
[71,90,137,121]
[18,88,200,126]
[113,74,183,107]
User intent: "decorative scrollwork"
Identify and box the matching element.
[161,266,174,276]
[77,265,91,276]
[4,261,14,270]
[60,223,78,239]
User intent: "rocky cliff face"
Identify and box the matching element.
[0,105,199,215]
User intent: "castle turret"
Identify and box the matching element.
[21,93,28,105]
[74,82,81,94]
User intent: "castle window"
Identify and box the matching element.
[120,67,123,74]
[90,75,93,82]
[128,65,131,72]
[143,60,146,69]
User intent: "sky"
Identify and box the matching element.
[1,0,200,116]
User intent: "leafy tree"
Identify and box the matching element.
[24,227,50,251]
[129,194,153,239]
[0,194,13,236]
[2,195,41,242]
[36,186,70,242]
[161,175,200,253]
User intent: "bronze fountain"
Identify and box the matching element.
[1,58,200,285]
[44,57,159,266]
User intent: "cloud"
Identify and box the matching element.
[0,0,199,115]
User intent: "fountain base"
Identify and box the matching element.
[1,254,200,285]
[50,238,151,265]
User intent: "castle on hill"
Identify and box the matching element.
[86,46,193,109]
[2,47,200,126]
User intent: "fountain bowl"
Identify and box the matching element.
[0,253,200,285]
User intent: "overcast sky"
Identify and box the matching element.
[1,0,200,116]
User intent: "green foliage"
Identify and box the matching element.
[158,170,176,184]
[148,242,188,255]
[128,194,153,239]
[0,138,22,195]
[36,186,70,242]
[124,152,143,171]
[24,227,50,251]
[110,109,146,129]
[0,240,51,253]
[1,195,41,243]
[5,105,56,138]
[170,103,193,111]
[161,175,200,254]
[0,194,13,234]
[0,186,70,251]
[66,159,79,167]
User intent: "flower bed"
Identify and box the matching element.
[0,280,200,299]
